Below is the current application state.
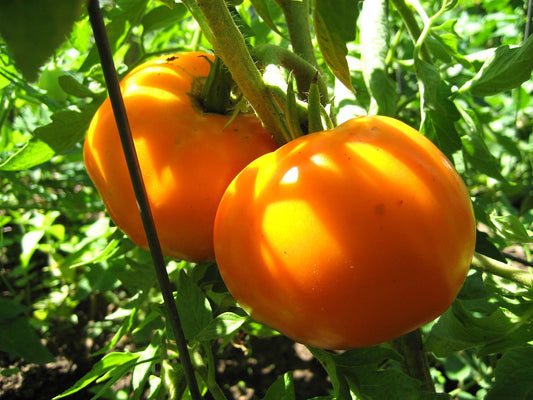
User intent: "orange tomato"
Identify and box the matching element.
[214,115,476,349]
[84,52,277,262]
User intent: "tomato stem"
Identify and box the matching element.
[271,0,328,103]
[391,329,435,392]
[199,56,234,115]
[195,0,291,146]
[472,252,533,288]
[87,2,202,400]
[255,44,328,104]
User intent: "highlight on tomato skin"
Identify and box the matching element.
[213,115,477,350]
[83,52,278,263]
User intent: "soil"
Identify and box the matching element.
[0,311,331,400]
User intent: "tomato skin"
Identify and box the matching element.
[214,115,476,350]
[84,52,277,262]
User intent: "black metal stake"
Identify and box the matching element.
[86,1,202,398]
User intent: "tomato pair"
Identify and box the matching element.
[85,52,476,349]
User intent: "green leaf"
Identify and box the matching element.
[485,346,533,400]
[113,255,158,293]
[34,107,96,154]
[250,0,286,38]
[334,346,402,368]
[460,34,533,97]
[0,317,55,364]
[195,312,248,342]
[360,0,397,116]
[425,300,530,357]
[132,331,161,395]
[313,0,359,93]
[0,138,55,171]
[53,352,139,399]
[141,4,188,34]
[415,59,462,156]
[490,214,532,243]
[0,0,84,82]
[262,372,295,400]
[344,366,450,400]
[58,75,101,99]
[309,347,351,400]
[175,270,213,341]
[0,298,27,320]
[461,134,504,180]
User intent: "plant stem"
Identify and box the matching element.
[273,0,328,103]
[391,329,435,392]
[471,252,533,288]
[86,2,202,399]
[274,0,316,66]
[195,0,290,146]
[389,0,432,63]
[255,44,328,104]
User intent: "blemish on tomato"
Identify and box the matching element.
[374,203,386,215]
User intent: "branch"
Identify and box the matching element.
[471,252,533,288]
[195,0,291,146]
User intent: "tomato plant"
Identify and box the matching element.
[83,51,277,262]
[1,0,533,399]
[214,115,476,350]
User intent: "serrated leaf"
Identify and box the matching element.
[0,138,55,171]
[344,366,450,400]
[313,0,359,93]
[415,59,462,156]
[142,4,188,34]
[460,34,533,97]
[0,0,84,82]
[0,317,55,364]
[309,347,351,400]
[176,270,212,341]
[53,352,139,399]
[461,134,505,180]
[132,331,161,394]
[262,372,295,400]
[58,75,101,99]
[195,312,248,342]
[485,346,533,400]
[34,107,96,154]
[334,346,402,368]
[425,300,522,357]
[491,214,532,243]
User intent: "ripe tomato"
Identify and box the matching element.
[214,115,476,349]
[84,52,277,262]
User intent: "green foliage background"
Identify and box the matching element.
[0,0,532,399]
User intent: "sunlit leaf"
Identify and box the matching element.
[0,138,55,171]
[0,0,84,82]
[313,0,359,92]
[460,34,533,96]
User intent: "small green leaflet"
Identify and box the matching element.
[312,0,359,93]
[0,138,55,171]
[460,34,533,97]
[485,346,533,400]
[0,0,84,82]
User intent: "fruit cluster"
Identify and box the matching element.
[84,52,476,350]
